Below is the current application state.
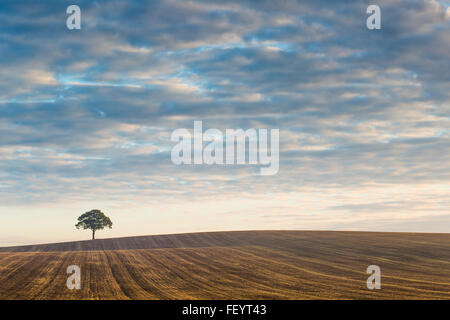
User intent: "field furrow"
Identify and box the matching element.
[0,231,449,299]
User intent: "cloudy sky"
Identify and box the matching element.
[0,0,449,245]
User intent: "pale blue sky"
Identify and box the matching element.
[0,0,449,245]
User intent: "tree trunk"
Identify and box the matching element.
[92,229,95,240]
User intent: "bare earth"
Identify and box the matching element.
[0,230,449,299]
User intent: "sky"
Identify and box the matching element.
[0,0,449,246]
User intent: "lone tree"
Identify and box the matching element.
[75,209,113,240]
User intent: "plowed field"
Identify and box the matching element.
[0,231,449,299]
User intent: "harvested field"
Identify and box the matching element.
[0,231,449,299]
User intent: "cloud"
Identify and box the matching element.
[0,0,449,243]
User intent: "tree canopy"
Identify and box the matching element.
[75,209,113,240]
